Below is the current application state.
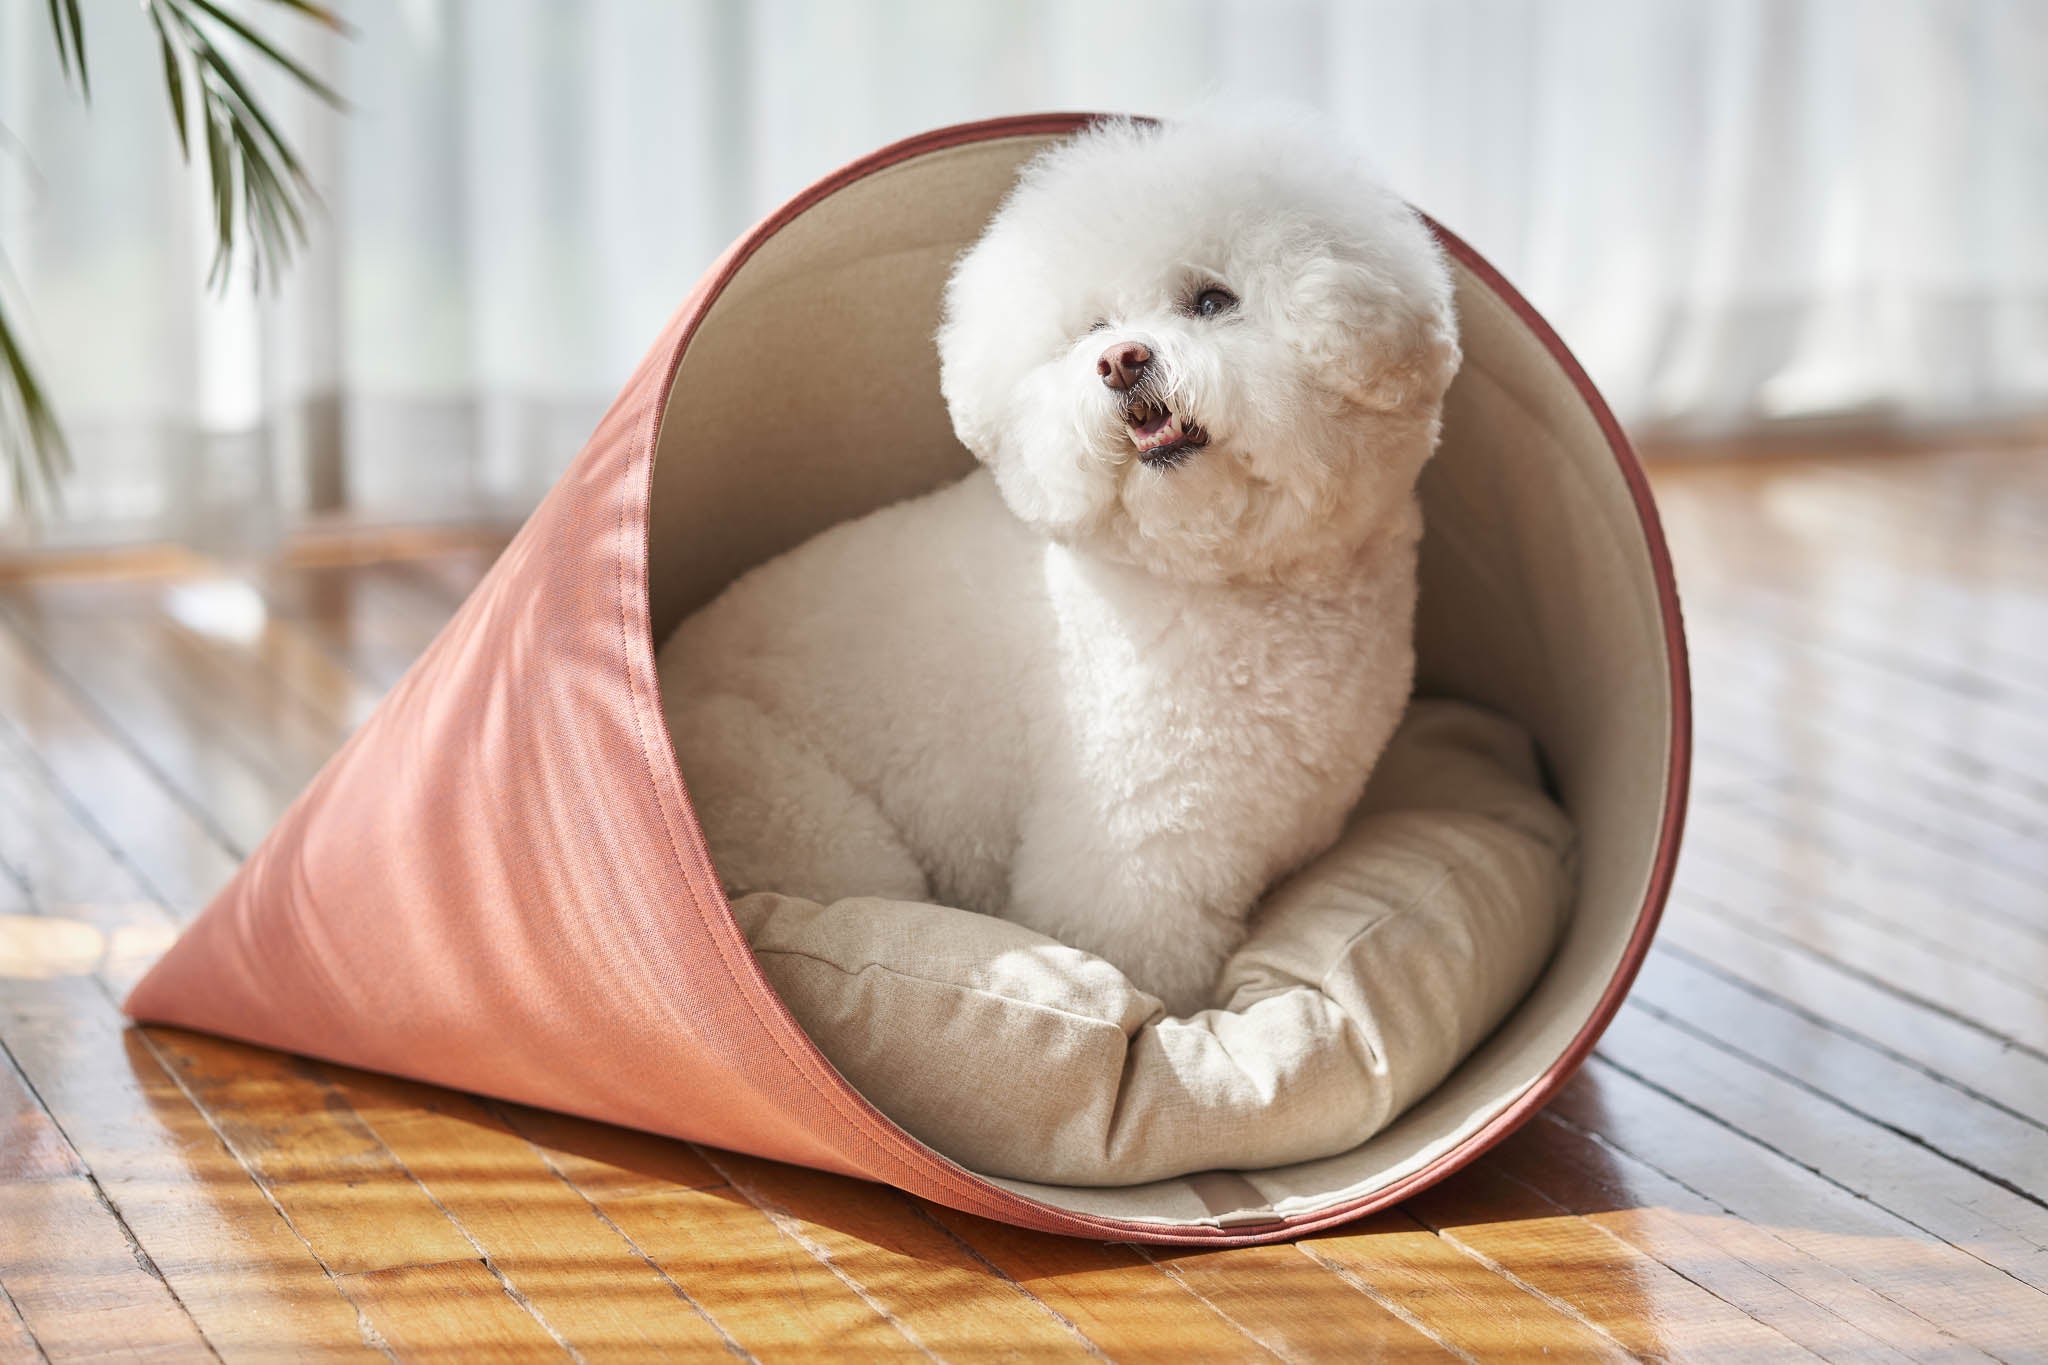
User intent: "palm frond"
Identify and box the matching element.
[149,6,193,160]
[45,0,89,99]
[0,287,71,516]
[254,0,355,36]
[152,0,344,294]
[182,0,347,109]
[4,0,348,520]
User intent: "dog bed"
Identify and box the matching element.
[124,113,1690,1245]
[726,699,1575,1190]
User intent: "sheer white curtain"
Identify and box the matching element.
[4,0,2045,541]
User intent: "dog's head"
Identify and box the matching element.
[938,116,1460,586]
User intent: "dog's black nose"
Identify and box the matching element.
[1097,342,1151,391]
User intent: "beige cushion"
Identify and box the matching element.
[732,700,1574,1187]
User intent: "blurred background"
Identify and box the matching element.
[2,0,2045,549]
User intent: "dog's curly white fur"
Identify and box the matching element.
[660,117,1460,1015]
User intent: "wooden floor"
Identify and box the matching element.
[2,442,2046,1361]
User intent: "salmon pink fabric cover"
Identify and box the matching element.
[124,114,1688,1246]
[128,116,1244,1243]
[121,129,1094,1223]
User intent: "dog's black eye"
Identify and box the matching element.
[1193,287,1238,318]
[1087,319,1111,334]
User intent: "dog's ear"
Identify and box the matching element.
[938,238,1109,537]
[1289,252,1462,417]
[936,262,997,461]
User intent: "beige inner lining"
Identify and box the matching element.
[648,133,1675,1228]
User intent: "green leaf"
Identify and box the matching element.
[44,0,78,90]
[8,0,354,516]
[63,0,88,98]
[43,0,69,78]
[149,4,192,161]
[243,135,307,244]
[231,119,298,290]
[0,288,71,515]
[183,0,347,109]
[255,0,355,38]
[203,102,236,290]
[185,25,310,181]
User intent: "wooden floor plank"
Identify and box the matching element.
[697,1148,1101,1362]
[1687,742,1783,803]
[1695,628,2048,811]
[1143,1242,1457,1361]
[1631,947,2048,1202]
[0,1046,78,1185]
[1664,481,2048,751]
[250,561,476,694]
[1704,589,2048,748]
[0,598,296,856]
[1701,672,2046,830]
[1690,627,2048,830]
[0,689,384,1362]
[1599,1003,2048,1293]
[155,576,386,735]
[321,1067,739,1361]
[583,1183,923,1361]
[0,1177,213,1364]
[1696,692,2048,867]
[1404,1156,1818,1361]
[1676,880,2048,1057]
[0,628,238,919]
[1557,1060,2048,1358]
[0,1282,44,1365]
[1488,1112,1959,1364]
[1656,902,2048,1133]
[3,580,357,798]
[0,729,164,913]
[143,1030,479,1280]
[1702,571,2048,704]
[0,731,185,997]
[151,621,351,793]
[338,1259,566,1363]
[0,1044,213,1363]
[1708,575,2048,733]
[495,1104,730,1202]
[1746,775,2048,935]
[0,980,381,1360]
[1684,802,2048,981]
[524,1109,1006,1362]
[1299,1210,1636,1361]
[915,1204,1285,1364]
[503,1100,922,1363]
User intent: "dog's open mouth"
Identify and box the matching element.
[1124,397,1209,467]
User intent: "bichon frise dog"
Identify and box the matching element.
[660,116,1460,1015]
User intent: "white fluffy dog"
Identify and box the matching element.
[661,117,1460,1014]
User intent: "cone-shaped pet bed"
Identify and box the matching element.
[127,113,1690,1245]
